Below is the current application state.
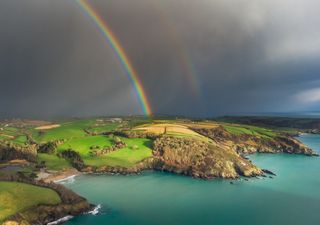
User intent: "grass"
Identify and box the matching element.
[57,136,114,156]
[134,123,212,142]
[12,135,28,145]
[0,181,61,222]
[84,144,152,168]
[0,135,8,141]
[222,123,277,138]
[58,136,153,168]
[1,127,19,135]
[32,119,96,143]
[37,153,71,171]
[87,123,120,134]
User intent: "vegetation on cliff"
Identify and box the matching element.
[0,181,61,222]
[0,173,92,225]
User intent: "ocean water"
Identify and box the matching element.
[63,134,320,225]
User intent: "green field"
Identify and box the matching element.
[32,120,95,143]
[222,123,276,138]
[0,181,61,222]
[57,136,113,155]
[58,136,152,168]
[12,135,28,145]
[87,123,121,134]
[24,119,153,168]
[37,153,71,171]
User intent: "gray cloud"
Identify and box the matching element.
[0,0,319,118]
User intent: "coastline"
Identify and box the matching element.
[37,168,81,183]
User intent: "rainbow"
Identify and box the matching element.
[75,0,152,116]
[150,1,201,97]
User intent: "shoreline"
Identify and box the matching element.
[38,168,81,183]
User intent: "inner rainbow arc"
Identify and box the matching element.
[76,0,152,116]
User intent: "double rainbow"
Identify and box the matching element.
[76,0,152,116]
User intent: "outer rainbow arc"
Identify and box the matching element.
[150,1,201,98]
[76,0,152,116]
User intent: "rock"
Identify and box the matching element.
[262,169,276,176]
[0,142,37,162]
[152,136,262,179]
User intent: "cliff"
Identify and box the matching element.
[0,142,37,162]
[152,136,262,179]
[193,126,318,156]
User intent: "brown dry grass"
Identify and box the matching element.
[179,122,220,129]
[35,124,60,130]
[0,134,14,139]
[135,123,203,137]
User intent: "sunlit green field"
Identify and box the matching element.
[222,123,276,138]
[37,153,71,171]
[32,120,95,142]
[0,182,61,222]
[58,136,153,168]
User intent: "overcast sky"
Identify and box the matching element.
[0,0,320,119]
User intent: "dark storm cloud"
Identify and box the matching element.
[0,0,320,118]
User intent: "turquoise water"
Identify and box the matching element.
[63,134,320,225]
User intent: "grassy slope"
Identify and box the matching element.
[57,136,113,155]
[221,123,277,138]
[29,119,153,168]
[0,126,28,146]
[58,136,152,168]
[32,120,95,143]
[87,123,120,134]
[0,181,61,222]
[37,153,71,171]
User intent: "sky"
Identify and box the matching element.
[0,0,320,119]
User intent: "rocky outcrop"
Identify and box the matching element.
[90,139,127,157]
[152,136,262,179]
[106,130,159,140]
[193,127,318,156]
[0,142,37,162]
[82,157,155,174]
[58,149,85,170]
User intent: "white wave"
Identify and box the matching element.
[47,215,74,225]
[54,175,76,184]
[86,204,102,215]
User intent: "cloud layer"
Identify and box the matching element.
[0,0,319,118]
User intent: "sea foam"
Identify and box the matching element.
[55,175,76,184]
[47,215,74,225]
[86,204,102,215]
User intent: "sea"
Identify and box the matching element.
[62,134,320,225]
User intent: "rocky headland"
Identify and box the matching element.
[0,173,93,225]
[193,126,318,156]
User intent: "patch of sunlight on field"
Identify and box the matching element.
[0,182,61,222]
